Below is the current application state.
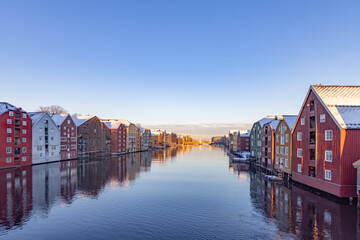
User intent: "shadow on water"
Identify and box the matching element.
[0,147,182,235]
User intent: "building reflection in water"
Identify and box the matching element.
[0,148,178,233]
[241,167,360,240]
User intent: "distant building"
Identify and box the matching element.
[250,116,276,165]
[29,112,61,164]
[101,119,127,154]
[238,130,251,152]
[117,120,136,153]
[72,116,110,155]
[0,102,32,168]
[141,128,151,151]
[50,114,78,160]
[136,126,141,152]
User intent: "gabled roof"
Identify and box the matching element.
[71,115,96,127]
[0,102,25,115]
[29,112,47,126]
[50,113,69,126]
[269,120,280,130]
[281,115,298,130]
[312,85,360,129]
[257,116,276,127]
[240,130,251,137]
[100,119,126,129]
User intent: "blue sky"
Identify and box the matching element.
[1,1,360,138]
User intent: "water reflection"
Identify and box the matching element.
[0,147,182,234]
[229,165,360,240]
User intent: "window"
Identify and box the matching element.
[285,159,288,168]
[39,128,43,132]
[325,150,332,162]
[67,120,70,124]
[7,128,11,133]
[7,137,11,142]
[71,137,77,142]
[23,113,27,118]
[61,145,67,150]
[297,132,302,141]
[310,116,316,128]
[71,145,76,149]
[9,111,13,116]
[325,170,331,180]
[39,136,43,141]
[6,157,11,163]
[297,148,302,158]
[298,164,302,173]
[22,129,27,134]
[22,156,26,161]
[50,137,54,141]
[64,126,67,130]
[276,157,279,165]
[301,118,305,125]
[94,129,97,134]
[325,130,332,141]
[6,147,11,154]
[22,138,26,143]
[320,114,326,123]
[285,134,289,143]
[310,149,315,160]
[280,146,284,154]
[7,119,12,124]
[310,131,316,144]
[285,147,289,155]
[22,147,26,153]
[280,136,284,145]
[22,121,27,126]
[276,146,279,154]
[61,137,67,142]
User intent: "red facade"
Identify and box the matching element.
[109,124,127,153]
[59,115,78,160]
[0,105,32,169]
[239,136,250,151]
[261,123,276,172]
[292,89,360,198]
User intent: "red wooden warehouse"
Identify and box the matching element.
[292,85,360,198]
[50,113,78,160]
[101,120,127,154]
[261,120,280,173]
[0,102,32,169]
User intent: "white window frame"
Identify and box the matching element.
[298,164,302,173]
[320,114,326,123]
[276,146,279,154]
[6,147,11,154]
[285,147,288,155]
[9,111,13,116]
[23,113,27,118]
[22,156,27,162]
[285,134,289,143]
[325,150,332,162]
[7,119,12,124]
[285,159,288,168]
[6,157,11,163]
[7,128,12,133]
[22,121,27,126]
[325,169,331,180]
[297,148,302,158]
[325,130,332,141]
[6,137,11,143]
[297,132,302,141]
[22,129,27,134]
[300,118,305,125]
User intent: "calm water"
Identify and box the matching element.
[0,146,359,240]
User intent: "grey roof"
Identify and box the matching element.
[71,115,95,127]
[282,115,298,130]
[0,102,25,115]
[29,112,47,126]
[312,85,360,129]
[50,113,69,126]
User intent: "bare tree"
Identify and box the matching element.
[36,105,68,114]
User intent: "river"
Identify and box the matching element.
[0,146,358,240]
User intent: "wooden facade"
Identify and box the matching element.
[292,85,360,198]
[274,116,297,178]
[261,120,279,172]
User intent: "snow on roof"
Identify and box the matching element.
[29,112,47,126]
[269,120,280,130]
[50,113,68,126]
[240,130,251,137]
[151,132,160,136]
[282,115,298,130]
[100,119,125,129]
[71,115,95,126]
[312,85,360,129]
[0,102,25,115]
[257,116,276,127]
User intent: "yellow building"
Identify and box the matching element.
[274,115,297,180]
